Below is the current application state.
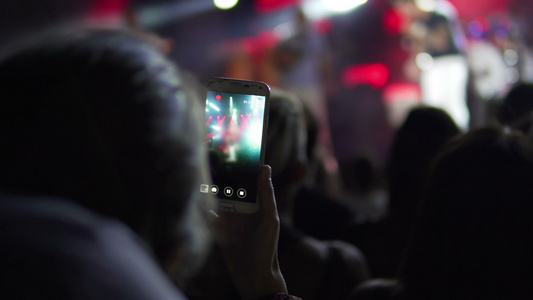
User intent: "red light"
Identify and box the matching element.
[258,31,279,48]
[383,9,404,34]
[217,116,226,126]
[313,19,333,35]
[87,0,130,18]
[342,63,391,89]
[241,36,260,54]
[383,83,421,104]
[475,16,490,32]
[216,95,222,100]
[255,0,302,13]
[240,114,251,129]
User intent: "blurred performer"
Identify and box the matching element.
[225,7,342,196]
[273,7,342,195]
[510,0,533,83]
[393,0,470,130]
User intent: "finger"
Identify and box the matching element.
[257,165,278,219]
[207,209,219,223]
[207,209,223,236]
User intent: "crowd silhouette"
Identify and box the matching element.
[2,2,533,299]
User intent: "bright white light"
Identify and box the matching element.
[302,0,367,20]
[416,52,434,71]
[214,0,238,10]
[506,67,520,84]
[273,22,294,41]
[208,102,220,111]
[504,49,519,67]
[415,0,437,12]
[138,1,215,28]
[326,0,367,12]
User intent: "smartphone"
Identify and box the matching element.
[202,77,270,214]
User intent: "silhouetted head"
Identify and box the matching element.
[0,28,211,272]
[387,106,460,218]
[498,82,533,137]
[265,89,307,205]
[399,126,533,299]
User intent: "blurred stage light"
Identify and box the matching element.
[342,63,390,89]
[383,82,422,127]
[302,0,367,20]
[416,52,434,71]
[273,22,294,40]
[468,20,485,38]
[504,49,518,67]
[383,9,403,34]
[209,102,221,111]
[136,1,216,28]
[383,83,422,104]
[88,0,130,19]
[255,0,300,13]
[326,0,368,12]
[414,0,437,12]
[214,0,239,10]
[506,68,520,84]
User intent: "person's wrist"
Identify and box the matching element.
[239,269,288,300]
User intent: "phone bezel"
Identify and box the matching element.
[204,77,270,214]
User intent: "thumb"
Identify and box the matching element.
[257,165,278,219]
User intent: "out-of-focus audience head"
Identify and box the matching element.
[347,154,380,195]
[497,82,533,138]
[265,88,370,300]
[399,126,533,299]
[0,27,211,276]
[265,88,307,199]
[299,94,334,191]
[0,1,93,45]
[346,106,459,279]
[348,278,400,300]
[387,105,460,218]
[301,96,319,167]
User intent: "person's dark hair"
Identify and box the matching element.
[301,98,319,164]
[348,154,378,194]
[398,126,533,299]
[386,106,460,218]
[265,88,307,187]
[348,279,400,300]
[0,28,211,271]
[497,82,533,136]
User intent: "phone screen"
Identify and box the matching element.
[202,90,267,203]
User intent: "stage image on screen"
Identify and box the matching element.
[203,90,266,202]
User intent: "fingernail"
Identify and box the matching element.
[264,165,272,179]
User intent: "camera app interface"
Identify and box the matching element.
[202,90,266,203]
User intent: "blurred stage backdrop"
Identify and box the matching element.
[2,0,531,174]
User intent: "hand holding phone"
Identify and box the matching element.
[210,165,288,299]
[202,77,270,214]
